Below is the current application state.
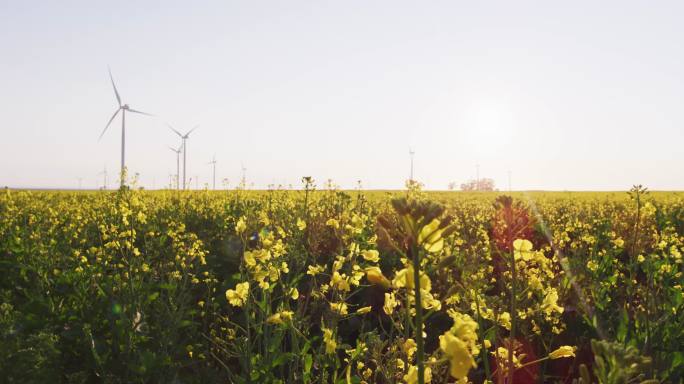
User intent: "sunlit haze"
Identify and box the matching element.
[2,1,683,190]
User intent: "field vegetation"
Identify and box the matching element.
[1,182,683,383]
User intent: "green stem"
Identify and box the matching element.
[475,292,491,379]
[509,249,517,384]
[411,242,425,384]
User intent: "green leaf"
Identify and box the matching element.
[617,308,629,342]
[303,354,312,374]
[271,353,289,368]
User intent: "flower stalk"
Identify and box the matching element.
[411,241,426,384]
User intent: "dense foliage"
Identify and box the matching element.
[1,184,683,383]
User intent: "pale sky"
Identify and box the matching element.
[1,1,683,190]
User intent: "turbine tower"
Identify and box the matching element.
[208,155,217,190]
[169,124,199,190]
[241,163,247,188]
[409,148,415,181]
[169,145,182,190]
[99,68,153,187]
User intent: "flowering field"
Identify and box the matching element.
[1,185,683,383]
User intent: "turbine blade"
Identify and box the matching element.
[99,108,121,140]
[168,124,183,138]
[108,67,122,107]
[127,107,154,116]
[185,124,199,137]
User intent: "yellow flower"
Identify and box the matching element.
[267,310,294,324]
[403,338,417,360]
[307,264,324,276]
[549,345,576,359]
[362,367,372,380]
[403,364,432,384]
[330,302,348,315]
[448,311,479,347]
[440,332,475,380]
[290,287,299,300]
[326,218,340,229]
[323,327,337,354]
[280,310,294,321]
[513,239,534,261]
[235,217,246,234]
[365,267,391,288]
[267,313,282,324]
[356,306,372,314]
[244,251,256,267]
[296,218,307,231]
[541,288,564,316]
[361,249,380,263]
[383,292,398,315]
[331,271,351,292]
[498,312,512,330]
[226,282,249,307]
[418,219,445,254]
[393,265,431,292]
[587,260,598,272]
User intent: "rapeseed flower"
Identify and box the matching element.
[384,292,398,315]
[323,327,337,354]
[549,345,576,359]
[361,249,380,263]
[226,282,249,307]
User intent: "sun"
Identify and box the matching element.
[461,100,515,156]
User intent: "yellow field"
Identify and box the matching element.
[1,187,682,383]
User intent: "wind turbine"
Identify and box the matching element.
[208,155,217,190]
[98,166,108,190]
[169,145,182,190]
[169,124,199,190]
[99,68,153,187]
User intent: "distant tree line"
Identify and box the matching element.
[448,178,497,191]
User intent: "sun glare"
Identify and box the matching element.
[462,100,515,155]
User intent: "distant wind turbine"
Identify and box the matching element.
[208,155,217,190]
[409,148,415,181]
[169,124,199,190]
[169,144,182,190]
[99,68,153,187]
[97,166,108,190]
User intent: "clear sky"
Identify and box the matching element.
[1,1,683,190]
